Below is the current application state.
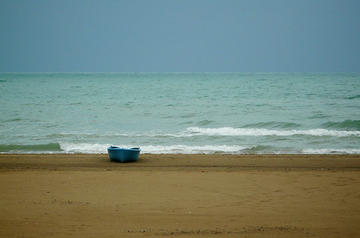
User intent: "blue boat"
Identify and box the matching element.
[107,146,141,162]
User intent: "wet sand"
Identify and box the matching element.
[1,154,360,237]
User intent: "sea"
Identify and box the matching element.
[0,73,359,154]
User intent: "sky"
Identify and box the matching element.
[0,0,359,72]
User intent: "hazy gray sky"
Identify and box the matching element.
[1,0,359,72]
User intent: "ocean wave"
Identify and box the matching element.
[302,148,360,154]
[1,118,23,123]
[242,121,301,129]
[138,145,247,154]
[59,143,247,154]
[39,127,360,142]
[240,145,278,154]
[197,119,215,126]
[185,127,360,137]
[60,143,109,153]
[59,144,360,154]
[346,94,360,100]
[43,127,360,140]
[59,143,360,154]
[0,143,61,153]
[1,142,360,154]
[45,132,183,139]
[321,120,360,130]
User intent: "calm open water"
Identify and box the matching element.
[0,73,359,154]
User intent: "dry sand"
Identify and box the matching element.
[0,154,360,237]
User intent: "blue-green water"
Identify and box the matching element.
[0,73,359,154]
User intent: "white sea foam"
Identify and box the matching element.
[185,127,360,137]
[3,142,357,154]
[59,143,360,154]
[59,143,247,154]
[60,143,110,153]
[138,145,247,154]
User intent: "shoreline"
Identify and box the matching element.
[1,153,360,171]
[1,154,360,237]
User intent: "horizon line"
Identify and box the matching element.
[1,71,359,74]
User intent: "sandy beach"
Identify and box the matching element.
[1,154,360,237]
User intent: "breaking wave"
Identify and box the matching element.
[40,126,360,140]
[185,127,360,137]
[1,142,359,154]
[58,144,360,154]
[59,143,247,154]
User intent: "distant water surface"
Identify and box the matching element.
[0,73,359,154]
